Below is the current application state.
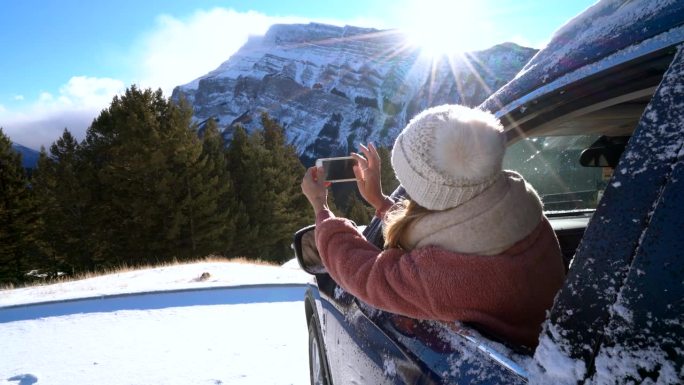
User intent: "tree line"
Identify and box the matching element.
[0,86,398,286]
[1,86,309,284]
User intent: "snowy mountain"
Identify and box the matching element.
[172,23,537,162]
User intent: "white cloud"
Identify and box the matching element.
[131,8,378,95]
[13,95,24,101]
[132,9,306,95]
[0,76,124,149]
[58,76,125,109]
[0,104,5,113]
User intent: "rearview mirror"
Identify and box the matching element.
[293,225,327,275]
[579,136,630,168]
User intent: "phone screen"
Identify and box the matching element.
[319,157,357,182]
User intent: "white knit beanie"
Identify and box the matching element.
[391,104,505,210]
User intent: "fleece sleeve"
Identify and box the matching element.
[316,209,564,315]
[314,208,566,347]
[315,208,513,321]
[315,209,434,318]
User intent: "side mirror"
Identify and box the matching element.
[293,225,327,274]
[579,135,630,168]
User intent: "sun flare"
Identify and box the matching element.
[399,0,491,56]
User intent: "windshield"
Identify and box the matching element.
[503,135,607,214]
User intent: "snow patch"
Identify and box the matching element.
[590,345,683,384]
[610,302,633,323]
[527,322,587,385]
[0,261,311,385]
[0,301,309,385]
[383,356,397,378]
[334,285,346,299]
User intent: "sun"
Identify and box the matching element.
[398,0,491,56]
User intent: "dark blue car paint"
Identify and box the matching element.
[544,46,684,381]
[481,1,684,116]
[306,274,529,384]
[307,274,439,384]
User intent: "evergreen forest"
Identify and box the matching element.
[0,86,398,285]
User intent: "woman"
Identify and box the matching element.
[301,104,565,348]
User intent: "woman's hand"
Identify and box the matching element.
[301,166,329,216]
[351,143,388,210]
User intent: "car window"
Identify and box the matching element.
[503,135,607,213]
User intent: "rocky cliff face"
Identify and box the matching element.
[172,23,537,163]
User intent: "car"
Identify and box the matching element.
[293,1,684,384]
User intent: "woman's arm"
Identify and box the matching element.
[314,209,563,323]
[301,166,330,217]
[315,209,435,318]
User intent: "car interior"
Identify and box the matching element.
[508,94,655,272]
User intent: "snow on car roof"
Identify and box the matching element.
[482,0,684,115]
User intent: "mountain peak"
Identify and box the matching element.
[173,23,537,162]
[263,22,381,42]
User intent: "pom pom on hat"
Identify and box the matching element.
[391,105,505,210]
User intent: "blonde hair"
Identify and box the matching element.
[383,199,433,249]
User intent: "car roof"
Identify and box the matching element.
[480,0,684,141]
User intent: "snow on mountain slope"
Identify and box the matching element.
[172,23,537,162]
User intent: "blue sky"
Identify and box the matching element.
[1,0,597,149]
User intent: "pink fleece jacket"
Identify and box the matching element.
[315,208,565,348]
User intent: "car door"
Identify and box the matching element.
[533,45,684,385]
[314,272,438,384]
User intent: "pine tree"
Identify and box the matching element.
[80,86,209,266]
[179,118,236,257]
[31,148,59,269]
[160,96,205,258]
[82,87,167,264]
[259,113,311,260]
[31,130,92,274]
[225,125,267,258]
[225,114,310,262]
[0,128,39,284]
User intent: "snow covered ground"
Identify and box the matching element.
[0,260,313,385]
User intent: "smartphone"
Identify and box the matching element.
[316,156,357,183]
